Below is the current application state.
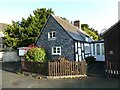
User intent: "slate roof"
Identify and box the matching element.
[101,20,120,37]
[51,14,90,41]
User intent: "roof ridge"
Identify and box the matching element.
[101,20,120,37]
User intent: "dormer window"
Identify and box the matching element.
[48,31,56,39]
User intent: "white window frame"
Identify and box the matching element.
[48,31,56,39]
[52,47,61,55]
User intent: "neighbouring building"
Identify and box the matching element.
[101,20,120,77]
[0,23,9,61]
[36,14,93,61]
[0,23,8,51]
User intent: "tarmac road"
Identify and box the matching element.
[2,70,119,88]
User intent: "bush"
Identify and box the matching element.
[24,47,47,62]
[85,56,96,65]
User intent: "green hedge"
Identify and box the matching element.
[24,47,48,62]
[85,56,96,65]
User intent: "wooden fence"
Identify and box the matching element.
[48,60,86,76]
[106,60,120,77]
[21,60,86,76]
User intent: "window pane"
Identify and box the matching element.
[57,48,60,53]
[53,32,56,38]
[93,44,95,55]
[96,44,100,55]
[102,44,104,55]
[53,48,56,53]
[84,43,90,53]
[49,33,52,38]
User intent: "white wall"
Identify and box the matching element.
[0,52,4,61]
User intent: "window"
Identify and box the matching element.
[101,44,104,55]
[84,43,90,54]
[96,44,100,55]
[93,44,95,55]
[48,31,56,39]
[52,47,61,55]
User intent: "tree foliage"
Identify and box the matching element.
[81,24,101,40]
[4,8,54,49]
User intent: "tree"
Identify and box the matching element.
[4,8,54,49]
[81,24,101,40]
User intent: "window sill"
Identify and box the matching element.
[52,54,61,55]
[48,38,56,41]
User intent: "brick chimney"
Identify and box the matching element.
[74,20,81,29]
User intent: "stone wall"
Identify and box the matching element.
[36,15,75,60]
[0,52,4,61]
[2,51,20,62]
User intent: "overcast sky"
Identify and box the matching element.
[0,0,120,33]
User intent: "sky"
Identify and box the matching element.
[0,0,120,33]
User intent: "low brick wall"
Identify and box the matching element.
[2,51,21,73]
[2,61,21,73]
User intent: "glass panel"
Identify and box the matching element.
[49,33,52,38]
[102,44,104,55]
[53,47,56,53]
[84,43,90,53]
[52,32,56,38]
[57,48,60,53]
[96,44,100,55]
[93,44,95,55]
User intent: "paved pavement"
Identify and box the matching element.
[2,70,119,88]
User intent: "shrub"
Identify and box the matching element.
[24,47,47,62]
[85,56,96,65]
